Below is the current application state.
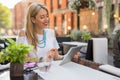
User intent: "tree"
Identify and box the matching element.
[69,0,96,30]
[102,0,112,35]
[0,3,11,29]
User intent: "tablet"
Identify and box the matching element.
[59,46,82,65]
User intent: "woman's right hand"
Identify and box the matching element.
[46,50,54,62]
[46,49,63,60]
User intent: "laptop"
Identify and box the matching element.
[59,46,82,65]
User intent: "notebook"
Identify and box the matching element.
[59,46,82,65]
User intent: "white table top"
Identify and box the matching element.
[34,61,120,80]
[62,41,87,46]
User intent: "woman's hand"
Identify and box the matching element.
[46,50,54,61]
[73,52,80,62]
[50,48,63,60]
[73,52,80,59]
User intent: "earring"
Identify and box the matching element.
[32,22,35,26]
[33,21,35,24]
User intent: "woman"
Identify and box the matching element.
[17,3,62,63]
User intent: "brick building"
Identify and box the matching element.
[14,0,98,36]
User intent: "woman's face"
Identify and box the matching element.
[33,8,49,29]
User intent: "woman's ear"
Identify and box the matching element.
[31,17,35,23]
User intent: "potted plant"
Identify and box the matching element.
[0,38,33,77]
[81,32,91,42]
[70,29,83,41]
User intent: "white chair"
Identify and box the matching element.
[92,38,108,64]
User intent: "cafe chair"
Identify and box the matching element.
[56,36,71,55]
[92,38,108,64]
[80,38,108,64]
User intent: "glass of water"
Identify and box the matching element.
[37,57,53,72]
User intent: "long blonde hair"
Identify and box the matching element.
[25,3,48,49]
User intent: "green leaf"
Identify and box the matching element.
[82,32,91,42]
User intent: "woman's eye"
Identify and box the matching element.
[40,15,49,19]
[46,15,49,17]
[40,16,44,19]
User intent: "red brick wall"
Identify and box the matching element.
[80,9,98,33]
[14,0,98,36]
[40,0,46,4]
[73,13,77,29]
[61,0,67,9]
[56,14,63,36]
[46,0,52,14]
[49,14,54,29]
[53,0,58,11]
[66,12,73,30]
[14,2,25,30]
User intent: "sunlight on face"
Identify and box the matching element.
[34,8,49,29]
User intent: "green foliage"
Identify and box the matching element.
[70,29,91,42]
[69,0,81,10]
[116,30,120,38]
[89,0,96,9]
[81,32,91,42]
[0,3,11,28]
[70,29,83,41]
[0,39,33,64]
[69,0,96,10]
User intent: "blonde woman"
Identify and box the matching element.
[17,3,62,63]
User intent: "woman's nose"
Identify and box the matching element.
[44,16,49,22]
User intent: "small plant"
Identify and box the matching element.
[81,32,91,42]
[0,38,33,64]
[70,29,83,41]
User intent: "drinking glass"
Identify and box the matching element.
[37,57,53,72]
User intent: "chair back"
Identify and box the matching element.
[85,39,93,61]
[92,38,108,64]
[85,38,108,64]
[56,37,71,43]
[56,37,71,55]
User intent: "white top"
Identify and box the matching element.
[16,29,59,59]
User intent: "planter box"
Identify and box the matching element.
[10,63,23,77]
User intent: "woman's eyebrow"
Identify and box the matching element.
[40,14,48,16]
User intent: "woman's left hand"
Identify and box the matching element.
[50,48,63,60]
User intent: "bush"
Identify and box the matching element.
[70,29,83,41]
